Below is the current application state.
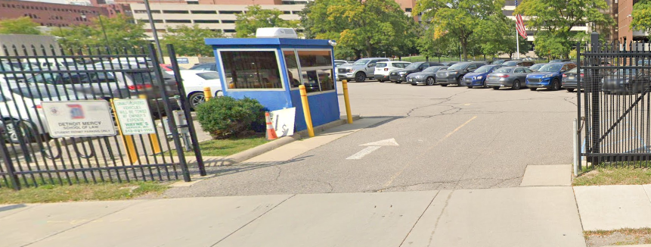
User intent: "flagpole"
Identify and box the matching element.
[516,20,520,60]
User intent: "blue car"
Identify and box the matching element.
[525,62,577,91]
[463,65,503,88]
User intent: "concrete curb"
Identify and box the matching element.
[216,115,362,166]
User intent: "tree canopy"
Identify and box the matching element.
[51,14,148,51]
[415,0,504,60]
[0,17,41,35]
[234,5,300,38]
[163,24,221,56]
[302,0,417,59]
[514,0,613,58]
[631,0,651,33]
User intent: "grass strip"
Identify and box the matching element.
[0,181,168,204]
[169,136,268,157]
[574,166,651,186]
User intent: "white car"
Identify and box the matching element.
[179,70,223,110]
[374,61,411,82]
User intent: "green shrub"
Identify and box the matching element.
[196,96,265,139]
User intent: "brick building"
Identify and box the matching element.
[0,0,130,28]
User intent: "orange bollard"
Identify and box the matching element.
[265,112,278,140]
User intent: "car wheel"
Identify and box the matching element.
[355,72,366,82]
[4,119,35,144]
[467,85,472,88]
[426,77,435,86]
[492,86,500,90]
[513,80,521,90]
[378,80,384,83]
[411,83,417,86]
[456,77,462,86]
[441,84,448,87]
[566,88,575,92]
[530,88,537,91]
[188,92,205,111]
[551,79,560,91]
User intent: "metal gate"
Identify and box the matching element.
[578,32,651,166]
[0,44,205,189]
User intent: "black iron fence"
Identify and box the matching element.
[0,44,205,189]
[578,33,651,166]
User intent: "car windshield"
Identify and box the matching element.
[474,66,494,73]
[568,68,578,73]
[10,85,85,100]
[447,63,467,71]
[530,64,545,70]
[404,62,423,70]
[376,63,387,68]
[494,68,513,73]
[492,60,505,65]
[353,59,370,65]
[539,64,563,72]
[196,72,220,80]
[423,66,443,72]
[502,61,518,66]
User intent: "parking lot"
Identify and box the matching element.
[167,78,578,197]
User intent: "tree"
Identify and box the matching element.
[303,0,417,59]
[514,0,613,58]
[631,0,651,33]
[163,25,222,56]
[477,15,531,59]
[235,5,299,38]
[0,17,41,35]
[51,14,148,51]
[415,0,504,60]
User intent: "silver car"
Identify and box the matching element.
[406,66,448,86]
[485,66,532,90]
[336,58,390,82]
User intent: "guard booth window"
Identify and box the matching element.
[220,50,283,89]
[297,50,334,93]
[283,50,301,88]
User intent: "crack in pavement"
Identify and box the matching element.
[405,91,469,117]
[368,176,523,193]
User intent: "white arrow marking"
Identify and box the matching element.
[346,138,399,160]
[360,138,399,147]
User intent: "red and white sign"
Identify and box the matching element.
[516,14,527,39]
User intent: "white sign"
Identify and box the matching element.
[113,99,156,135]
[42,100,116,138]
[270,107,296,138]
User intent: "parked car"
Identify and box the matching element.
[189,62,217,71]
[374,61,411,82]
[528,63,546,72]
[178,70,223,110]
[526,62,576,91]
[0,85,91,143]
[0,62,26,83]
[562,68,583,92]
[502,60,535,67]
[601,69,651,94]
[441,61,458,66]
[406,66,448,86]
[550,59,572,63]
[435,61,487,86]
[462,65,503,88]
[389,61,443,84]
[334,60,350,66]
[492,59,507,65]
[337,58,390,82]
[485,66,532,90]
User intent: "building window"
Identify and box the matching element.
[296,50,334,93]
[135,10,147,13]
[502,10,514,16]
[192,10,217,14]
[283,11,291,14]
[166,19,192,23]
[220,50,283,90]
[405,8,412,12]
[187,1,199,4]
[163,10,189,14]
[218,10,242,14]
[221,20,235,24]
[194,20,220,23]
[223,29,236,33]
[292,11,301,14]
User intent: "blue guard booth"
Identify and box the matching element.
[204,37,340,132]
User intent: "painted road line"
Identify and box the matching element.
[346,146,382,160]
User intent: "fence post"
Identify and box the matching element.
[590,32,600,158]
[165,44,205,177]
[0,131,20,190]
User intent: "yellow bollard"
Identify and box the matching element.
[299,85,315,137]
[203,87,212,102]
[110,99,138,164]
[342,80,353,124]
[138,95,162,154]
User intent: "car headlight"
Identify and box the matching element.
[476,76,483,80]
[543,74,554,78]
[449,71,458,74]
[399,71,407,75]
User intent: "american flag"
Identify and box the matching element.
[516,14,527,39]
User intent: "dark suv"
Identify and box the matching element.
[436,62,487,86]
[389,62,444,83]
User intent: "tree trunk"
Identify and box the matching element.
[461,39,468,61]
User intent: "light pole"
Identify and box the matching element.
[143,0,165,62]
